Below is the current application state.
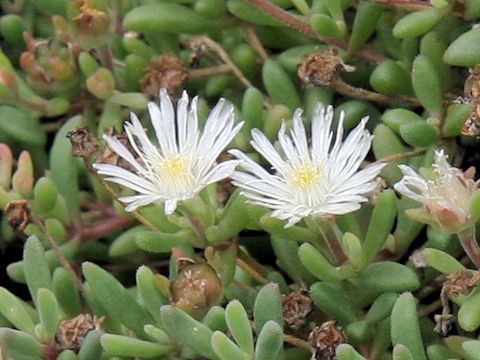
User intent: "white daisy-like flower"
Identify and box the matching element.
[93,89,243,214]
[230,105,385,228]
[394,150,480,233]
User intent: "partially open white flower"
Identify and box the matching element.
[230,105,385,227]
[394,150,480,233]
[93,89,243,214]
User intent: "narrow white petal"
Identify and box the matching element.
[177,91,189,151]
[101,134,143,172]
[251,128,289,175]
[203,160,239,185]
[164,199,178,215]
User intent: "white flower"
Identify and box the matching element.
[93,89,243,214]
[394,150,479,233]
[230,105,385,227]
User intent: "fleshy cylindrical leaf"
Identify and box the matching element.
[254,320,283,360]
[254,283,283,333]
[226,300,254,356]
[101,334,172,358]
[391,293,427,360]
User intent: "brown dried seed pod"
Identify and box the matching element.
[56,314,103,352]
[298,49,355,87]
[140,53,189,98]
[67,127,99,158]
[443,268,480,298]
[309,320,347,360]
[282,289,313,330]
[4,200,30,231]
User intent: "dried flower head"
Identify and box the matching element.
[282,289,313,330]
[309,320,347,360]
[298,49,355,87]
[394,150,480,233]
[4,200,30,231]
[461,65,480,137]
[444,269,480,298]
[230,105,385,227]
[93,89,243,214]
[140,53,189,97]
[56,314,103,352]
[67,127,99,158]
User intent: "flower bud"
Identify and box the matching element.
[72,1,110,49]
[0,144,13,189]
[171,262,224,317]
[395,150,480,234]
[48,57,75,81]
[12,151,34,197]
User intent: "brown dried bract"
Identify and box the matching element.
[56,314,103,352]
[298,49,355,87]
[140,53,189,97]
[67,127,99,158]
[4,200,30,231]
[309,320,347,360]
[73,0,109,34]
[96,128,137,171]
[461,65,480,137]
[283,289,313,330]
[443,268,480,298]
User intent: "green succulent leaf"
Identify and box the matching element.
[391,293,427,360]
[254,283,284,333]
[226,300,254,356]
[254,320,283,360]
[82,262,154,337]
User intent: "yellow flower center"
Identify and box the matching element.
[293,165,323,189]
[158,157,186,177]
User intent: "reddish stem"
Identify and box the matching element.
[73,215,136,242]
[245,0,386,63]
[458,227,480,269]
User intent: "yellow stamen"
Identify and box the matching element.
[294,165,322,189]
[158,157,185,177]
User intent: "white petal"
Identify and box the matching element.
[164,199,178,215]
[250,128,289,175]
[203,160,239,185]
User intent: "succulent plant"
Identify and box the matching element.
[1,0,480,359]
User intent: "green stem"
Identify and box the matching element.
[304,217,345,265]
